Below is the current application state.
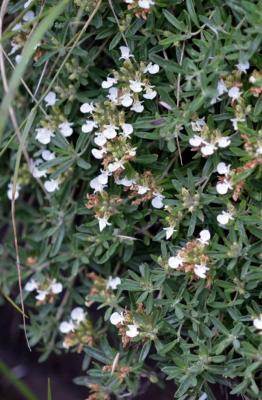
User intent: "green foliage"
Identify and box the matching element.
[1,0,262,399]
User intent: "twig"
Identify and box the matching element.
[175,41,185,165]
[107,0,129,48]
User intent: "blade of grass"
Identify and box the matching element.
[0,0,70,138]
[47,378,52,400]
[0,360,38,400]
[0,288,28,319]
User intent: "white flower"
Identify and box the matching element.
[24,0,33,8]
[236,61,249,74]
[92,148,105,159]
[126,324,139,337]
[35,290,48,301]
[191,118,206,132]
[12,23,22,32]
[94,132,107,147]
[201,143,216,156]
[138,185,149,195]
[9,42,21,55]
[144,62,159,74]
[129,80,143,93]
[59,321,75,334]
[163,226,176,240]
[59,121,73,137]
[217,211,234,225]
[151,194,165,209]
[98,216,111,232]
[120,93,133,107]
[228,86,241,101]
[102,77,118,89]
[253,315,262,330]
[198,393,208,400]
[198,229,210,245]
[194,263,209,278]
[71,307,85,323]
[107,276,121,290]
[216,180,232,195]
[138,0,155,8]
[108,87,118,103]
[50,280,63,294]
[35,127,55,144]
[131,101,144,113]
[102,125,118,139]
[189,135,203,147]
[168,255,184,269]
[42,150,55,161]
[80,102,95,113]
[97,170,110,185]
[30,159,47,178]
[231,117,245,131]
[115,177,135,187]
[108,160,124,172]
[110,311,125,325]
[44,91,57,107]
[7,183,21,200]
[217,137,231,148]
[256,146,262,155]
[15,55,22,64]
[143,87,157,100]
[121,123,133,137]
[44,179,60,193]
[25,279,38,292]
[90,176,107,193]
[119,46,134,60]
[23,10,35,22]
[82,120,98,133]
[249,75,256,84]
[217,79,228,96]
[216,162,231,176]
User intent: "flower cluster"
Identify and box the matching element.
[81,46,160,230]
[189,118,231,156]
[168,230,211,279]
[124,0,155,19]
[110,309,140,346]
[25,278,63,304]
[85,272,121,307]
[59,307,94,351]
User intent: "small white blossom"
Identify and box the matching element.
[59,321,75,334]
[253,315,262,330]
[121,123,133,137]
[7,183,21,200]
[129,80,143,93]
[42,150,55,161]
[110,311,125,325]
[35,290,48,301]
[163,226,176,240]
[236,61,250,74]
[23,10,35,22]
[97,170,110,185]
[44,179,60,193]
[102,125,118,139]
[71,307,85,323]
[126,324,139,337]
[256,146,262,155]
[30,159,47,178]
[102,76,118,89]
[12,23,22,32]
[15,54,22,64]
[168,255,184,269]
[138,185,149,195]
[98,216,111,232]
[230,117,245,131]
[82,120,98,133]
[144,62,159,74]
[108,160,125,172]
[138,0,155,8]
[108,87,118,103]
[92,148,105,159]
[119,46,134,60]
[131,101,144,113]
[217,211,234,225]
[50,280,63,294]
[191,118,206,132]
[217,137,231,148]
[194,263,209,278]
[44,91,57,107]
[120,93,133,107]
[107,276,121,290]
[143,87,157,100]
[201,143,216,156]
[216,180,232,195]
[228,86,241,101]
[217,162,231,176]
[152,193,165,209]
[189,135,203,147]
[90,176,107,193]
[35,127,55,144]
[80,102,95,113]
[24,0,33,8]
[25,279,38,292]
[58,121,73,137]
[9,42,21,55]
[217,79,228,96]
[198,229,211,245]
[115,177,135,187]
